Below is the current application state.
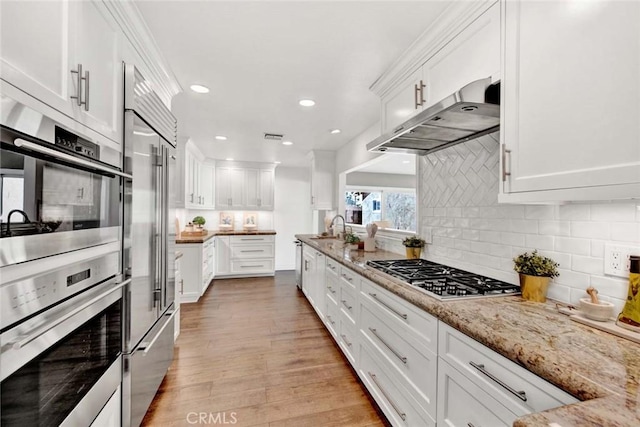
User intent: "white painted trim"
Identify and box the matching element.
[102,0,182,106]
[370,0,497,98]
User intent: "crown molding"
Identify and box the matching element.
[103,0,182,107]
[370,0,497,98]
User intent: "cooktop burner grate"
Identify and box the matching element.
[366,259,520,300]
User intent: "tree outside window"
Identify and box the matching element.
[345,189,415,231]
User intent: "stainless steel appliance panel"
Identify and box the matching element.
[125,113,163,349]
[126,307,176,427]
[295,240,302,289]
[164,144,176,311]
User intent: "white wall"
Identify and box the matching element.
[274,166,313,270]
[418,132,640,313]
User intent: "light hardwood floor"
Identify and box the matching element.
[142,271,388,427]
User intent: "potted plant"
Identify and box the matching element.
[192,216,206,230]
[513,250,559,302]
[344,232,361,250]
[402,235,426,259]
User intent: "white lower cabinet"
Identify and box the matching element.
[438,323,577,419]
[178,239,214,303]
[437,360,515,427]
[301,247,578,427]
[359,342,436,427]
[222,235,275,278]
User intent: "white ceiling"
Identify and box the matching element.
[136,0,450,167]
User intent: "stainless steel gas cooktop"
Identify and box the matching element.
[366,259,520,300]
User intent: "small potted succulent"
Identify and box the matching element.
[513,250,559,302]
[192,216,206,231]
[402,235,426,259]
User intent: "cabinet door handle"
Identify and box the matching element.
[180,279,184,294]
[340,334,352,347]
[304,260,309,271]
[240,264,263,268]
[190,193,194,203]
[341,300,352,310]
[501,144,512,182]
[369,327,407,364]
[418,79,426,106]
[326,315,335,325]
[368,293,407,320]
[84,69,90,111]
[469,361,527,402]
[367,372,406,421]
[414,82,420,109]
[70,64,83,107]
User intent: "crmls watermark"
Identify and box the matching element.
[186,412,238,425]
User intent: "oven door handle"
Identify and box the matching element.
[14,138,133,179]
[10,279,130,350]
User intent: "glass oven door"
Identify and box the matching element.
[0,280,126,427]
[0,126,126,267]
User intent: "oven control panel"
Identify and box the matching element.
[54,126,99,159]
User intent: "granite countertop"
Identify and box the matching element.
[295,234,640,427]
[176,229,276,244]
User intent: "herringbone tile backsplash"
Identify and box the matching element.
[417,132,639,312]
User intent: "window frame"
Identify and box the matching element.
[344,185,416,232]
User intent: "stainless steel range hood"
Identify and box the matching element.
[367,78,500,155]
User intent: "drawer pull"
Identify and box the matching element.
[241,238,264,241]
[327,285,336,294]
[369,327,407,364]
[240,250,263,253]
[341,274,353,282]
[469,361,527,402]
[326,315,335,325]
[240,265,263,268]
[340,334,352,347]
[368,293,407,320]
[367,372,406,421]
[341,300,352,310]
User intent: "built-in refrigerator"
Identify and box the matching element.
[122,63,177,427]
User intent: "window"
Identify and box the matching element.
[345,189,416,231]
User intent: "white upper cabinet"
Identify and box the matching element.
[199,162,215,209]
[214,163,275,211]
[378,1,499,134]
[500,0,640,202]
[309,150,335,210]
[1,0,74,117]
[215,167,245,210]
[1,0,123,145]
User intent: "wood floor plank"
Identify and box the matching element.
[141,271,386,427]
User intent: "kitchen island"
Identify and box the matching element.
[296,234,640,427]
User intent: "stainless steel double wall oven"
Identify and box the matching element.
[0,90,129,426]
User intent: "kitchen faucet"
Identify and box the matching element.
[4,209,30,237]
[330,214,346,239]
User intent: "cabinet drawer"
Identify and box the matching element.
[339,316,358,367]
[230,235,274,244]
[361,279,438,354]
[438,359,516,427]
[359,342,435,427]
[360,301,437,418]
[230,243,274,259]
[230,259,274,275]
[339,283,357,325]
[324,301,339,340]
[339,267,358,290]
[325,273,339,306]
[325,257,340,275]
[439,323,577,415]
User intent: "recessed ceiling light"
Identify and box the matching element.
[215,135,227,141]
[190,84,210,94]
[225,158,234,161]
[282,141,293,146]
[299,99,315,107]
[402,160,411,164]
[274,161,281,164]
[330,129,341,134]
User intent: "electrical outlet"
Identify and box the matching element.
[604,243,640,278]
